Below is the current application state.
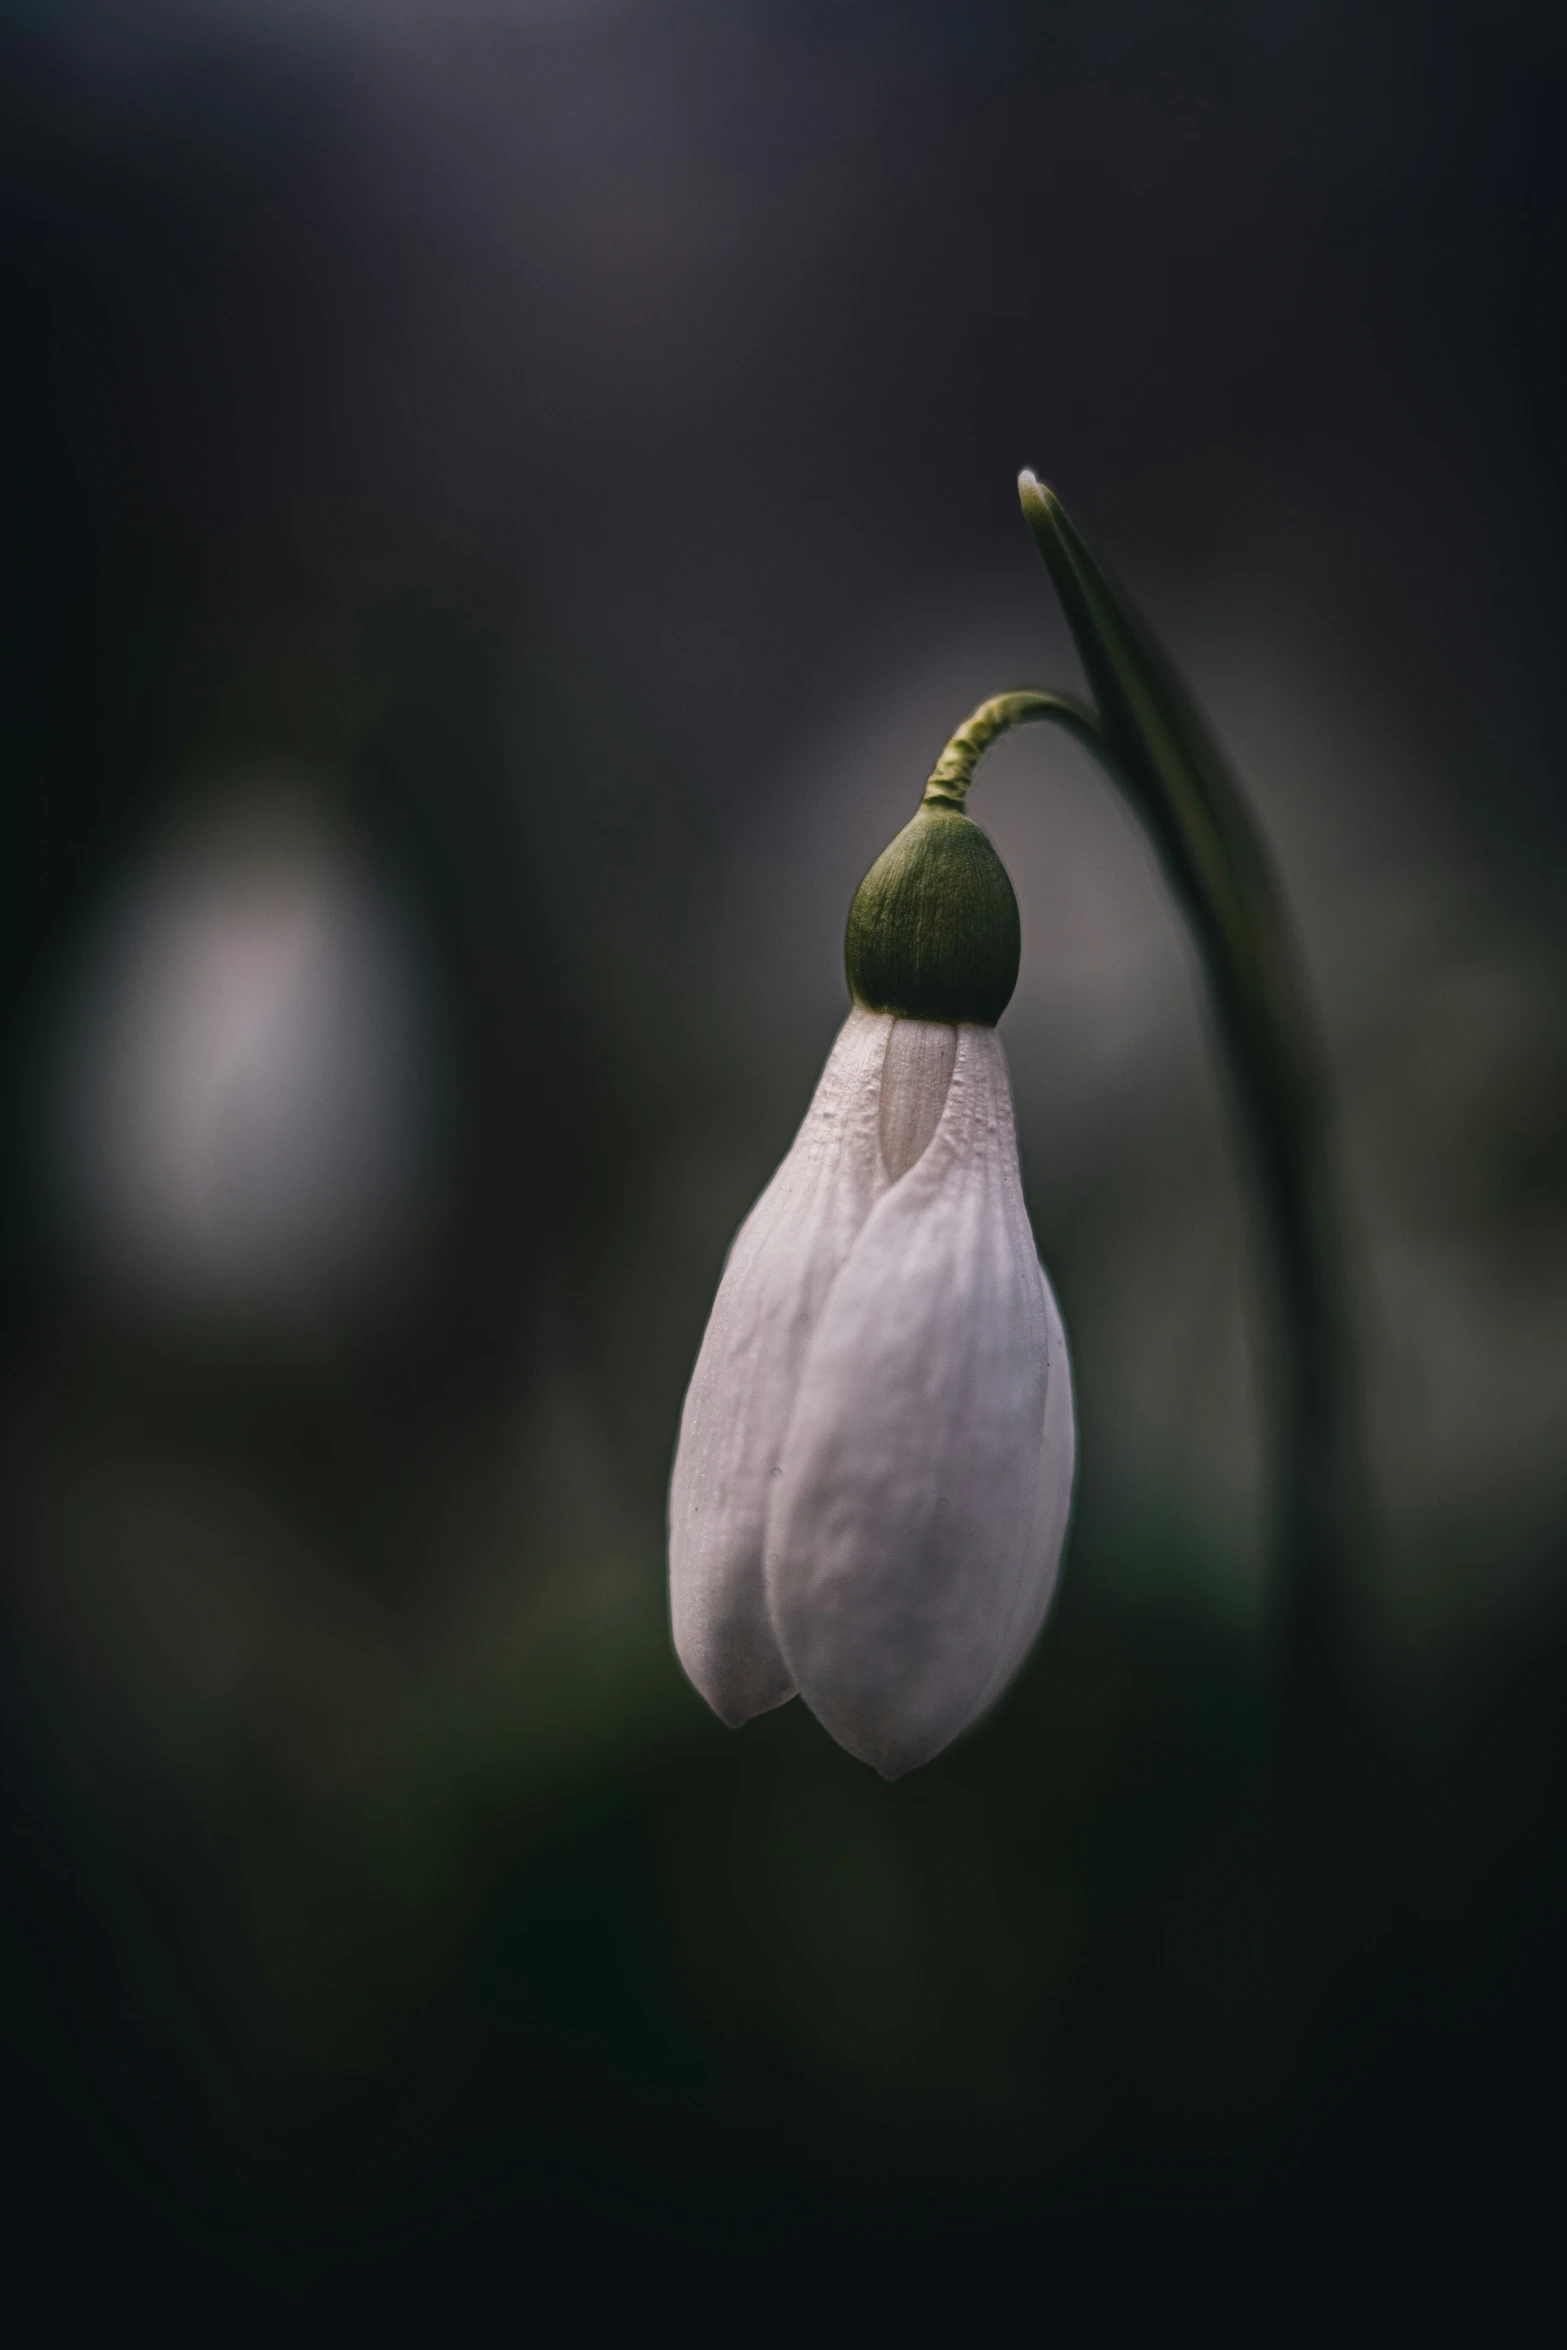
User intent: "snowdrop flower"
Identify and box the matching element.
[666,462,1346,1786]
[48,792,443,1322]
[669,784,1074,1777]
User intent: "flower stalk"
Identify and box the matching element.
[991,475,1360,1859]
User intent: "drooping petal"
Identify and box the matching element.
[764,1024,1060,1777]
[669,1005,892,1724]
[976,1259,1075,1712]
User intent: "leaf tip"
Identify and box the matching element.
[1017,471,1065,551]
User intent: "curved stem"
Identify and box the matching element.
[944,483,1363,1884]
[922,691,1103,805]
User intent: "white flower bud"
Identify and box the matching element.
[669,1006,1074,1775]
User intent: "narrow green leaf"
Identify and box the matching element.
[1012,469,1362,1880]
[1016,471,1310,1103]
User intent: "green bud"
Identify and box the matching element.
[845,800,1021,1027]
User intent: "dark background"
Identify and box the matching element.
[4,2,1567,2339]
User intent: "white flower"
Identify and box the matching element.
[48,793,442,1321]
[669,1004,1074,1777]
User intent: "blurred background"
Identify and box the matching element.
[3,1,1566,2339]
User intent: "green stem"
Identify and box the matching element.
[934,484,1361,1875]
[922,690,1103,804]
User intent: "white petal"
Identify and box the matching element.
[976,1259,1076,1713]
[765,1025,1063,1777]
[669,1005,893,1724]
[878,1019,957,1181]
